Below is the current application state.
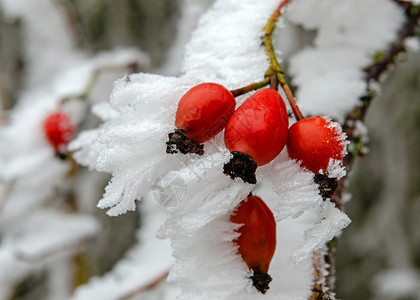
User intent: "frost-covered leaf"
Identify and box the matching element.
[70,74,210,216]
[293,201,351,263]
[158,152,254,299]
[257,150,322,221]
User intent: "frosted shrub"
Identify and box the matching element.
[1,0,415,299]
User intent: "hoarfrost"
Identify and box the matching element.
[293,201,351,263]
[325,159,346,180]
[257,150,322,221]
[183,0,280,86]
[158,153,254,299]
[0,210,99,290]
[70,73,208,216]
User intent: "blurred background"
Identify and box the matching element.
[0,0,419,299]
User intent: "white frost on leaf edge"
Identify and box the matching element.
[70,73,212,216]
[292,201,351,263]
[158,151,255,300]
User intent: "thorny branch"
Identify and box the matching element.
[315,3,420,299]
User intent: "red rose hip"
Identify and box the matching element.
[167,83,236,155]
[230,195,276,294]
[287,116,347,174]
[43,112,75,152]
[223,88,289,183]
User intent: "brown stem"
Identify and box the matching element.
[277,73,304,120]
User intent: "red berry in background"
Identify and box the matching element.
[223,88,289,183]
[43,112,75,152]
[230,195,276,294]
[167,83,236,155]
[287,116,347,174]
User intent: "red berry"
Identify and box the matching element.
[287,116,347,173]
[230,195,276,293]
[43,112,75,151]
[224,88,289,166]
[175,83,236,143]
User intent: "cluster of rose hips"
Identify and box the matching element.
[167,82,347,293]
[41,81,347,294]
[167,83,346,181]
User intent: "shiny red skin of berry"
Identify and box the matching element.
[230,195,276,274]
[43,112,75,150]
[224,88,289,166]
[175,83,236,144]
[287,116,345,173]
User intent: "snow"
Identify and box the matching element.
[0,210,100,292]
[372,268,420,299]
[287,0,405,121]
[0,49,149,222]
[183,0,280,87]
[70,200,173,300]
[257,151,322,221]
[0,1,150,297]
[405,36,420,52]
[0,0,82,88]
[7,210,99,262]
[159,0,216,76]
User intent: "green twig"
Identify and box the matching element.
[262,0,304,120]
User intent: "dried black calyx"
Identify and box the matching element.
[55,150,69,160]
[314,173,338,200]
[251,269,272,294]
[223,151,257,184]
[166,129,204,155]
